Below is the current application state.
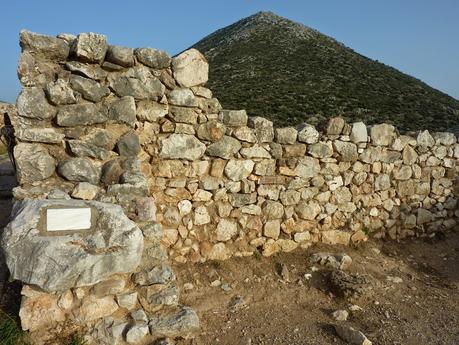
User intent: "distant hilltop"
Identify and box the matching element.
[192,11,459,132]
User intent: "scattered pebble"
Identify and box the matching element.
[349,304,362,312]
[211,279,222,287]
[183,283,194,291]
[304,273,312,280]
[386,276,403,283]
[334,324,372,345]
[332,309,349,321]
[310,252,352,270]
[221,283,232,292]
[229,295,246,310]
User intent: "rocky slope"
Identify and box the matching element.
[192,11,459,132]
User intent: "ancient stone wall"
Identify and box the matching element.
[2,30,201,344]
[9,30,459,267]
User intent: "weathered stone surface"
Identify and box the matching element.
[308,142,333,158]
[172,49,208,87]
[326,117,345,135]
[322,231,351,245]
[1,200,144,292]
[296,201,321,220]
[110,75,165,100]
[240,145,271,158]
[126,323,149,344]
[206,136,242,159]
[370,124,396,146]
[72,32,108,64]
[117,131,141,157]
[70,75,110,102]
[417,130,435,149]
[334,324,372,345]
[169,106,198,124]
[402,145,418,165]
[135,264,175,286]
[77,296,119,322]
[69,140,111,160]
[264,220,281,239]
[20,30,69,61]
[417,208,433,225]
[58,157,100,184]
[137,101,168,122]
[116,292,138,310]
[160,134,206,160]
[350,122,368,143]
[169,88,197,107]
[14,143,56,184]
[17,87,56,120]
[19,287,66,331]
[297,123,319,144]
[248,116,274,143]
[17,52,57,87]
[224,160,255,181]
[106,45,135,67]
[108,96,136,125]
[197,121,226,142]
[45,79,76,105]
[17,128,64,144]
[101,159,123,185]
[334,141,358,161]
[295,157,320,178]
[57,103,107,126]
[149,306,200,338]
[135,47,171,69]
[65,61,108,81]
[275,127,297,144]
[71,182,100,200]
[233,126,257,143]
[220,109,248,127]
[434,132,456,146]
[216,219,238,241]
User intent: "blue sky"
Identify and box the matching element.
[1,0,458,103]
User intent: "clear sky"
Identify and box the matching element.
[1,0,458,103]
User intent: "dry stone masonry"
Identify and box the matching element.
[1,29,459,343]
[2,30,202,344]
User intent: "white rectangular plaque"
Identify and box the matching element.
[46,208,92,232]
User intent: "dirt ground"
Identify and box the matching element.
[1,154,458,344]
[174,231,459,345]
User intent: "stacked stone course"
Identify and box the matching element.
[3,29,459,343]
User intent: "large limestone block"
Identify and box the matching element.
[106,45,135,67]
[275,127,297,144]
[14,143,56,184]
[57,103,107,126]
[172,49,208,87]
[206,136,242,159]
[297,123,319,144]
[224,160,255,181]
[58,157,100,184]
[17,87,57,120]
[248,116,274,143]
[69,74,110,102]
[72,32,108,64]
[135,47,171,69]
[149,305,200,338]
[1,200,144,292]
[350,122,368,143]
[220,110,248,127]
[370,124,396,146]
[19,30,69,61]
[110,75,165,100]
[160,134,206,160]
